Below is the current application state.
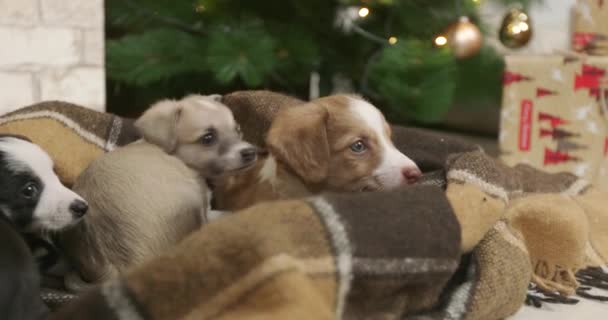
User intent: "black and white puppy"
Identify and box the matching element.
[0,215,48,320]
[0,135,88,319]
[0,135,88,231]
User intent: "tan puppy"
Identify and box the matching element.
[60,94,257,290]
[213,94,421,211]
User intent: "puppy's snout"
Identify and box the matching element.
[402,167,422,184]
[69,200,89,218]
[240,147,257,164]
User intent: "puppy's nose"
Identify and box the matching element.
[69,200,88,218]
[240,147,257,163]
[402,167,422,184]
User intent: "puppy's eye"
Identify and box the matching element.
[350,140,367,153]
[21,182,39,199]
[200,131,217,145]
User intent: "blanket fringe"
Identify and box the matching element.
[526,267,608,307]
[576,267,608,289]
[575,267,608,302]
[532,261,579,295]
[576,287,608,302]
[525,284,579,308]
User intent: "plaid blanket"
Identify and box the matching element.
[8,93,606,319]
[227,92,608,318]
[0,101,139,187]
[417,151,608,320]
[51,189,461,320]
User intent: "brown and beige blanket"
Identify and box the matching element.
[0,101,139,187]
[3,92,607,320]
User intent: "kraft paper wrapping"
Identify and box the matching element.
[573,0,608,56]
[500,55,608,191]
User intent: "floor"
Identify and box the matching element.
[509,291,608,320]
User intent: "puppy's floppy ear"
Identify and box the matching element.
[134,100,183,153]
[266,103,329,184]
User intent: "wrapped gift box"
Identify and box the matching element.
[573,0,608,55]
[499,55,608,191]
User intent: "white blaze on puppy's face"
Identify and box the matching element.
[0,138,86,230]
[347,97,421,189]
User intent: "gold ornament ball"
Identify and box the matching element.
[442,16,483,59]
[499,8,532,49]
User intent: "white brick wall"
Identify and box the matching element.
[0,0,39,26]
[0,72,34,108]
[0,27,81,68]
[0,0,105,115]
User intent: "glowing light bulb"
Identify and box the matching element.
[519,22,529,31]
[511,25,521,34]
[358,7,370,18]
[435,36,448,46]
[388,36,398,44]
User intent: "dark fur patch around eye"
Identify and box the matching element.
[0,150,43,229]
[199,127,218,145]
[203,127,218,137]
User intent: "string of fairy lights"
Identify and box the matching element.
[192,1,531,58]
[334,6,399,45]
[335,1,533,59]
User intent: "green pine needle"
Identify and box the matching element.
[206,26,278,86]
[105,0,546,122]
[369,40,456,123]
[106,28,207,86]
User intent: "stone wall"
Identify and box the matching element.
[0,0,105,115]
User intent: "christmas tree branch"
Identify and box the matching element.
[351,24,388,45]
[361,6,396,99]
[270,72,296,93]
[384,8,395,35]
[360,48,383,99]
[123,0,207,36]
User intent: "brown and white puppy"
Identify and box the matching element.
[213,94,421,211]
[60,94,257,290]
